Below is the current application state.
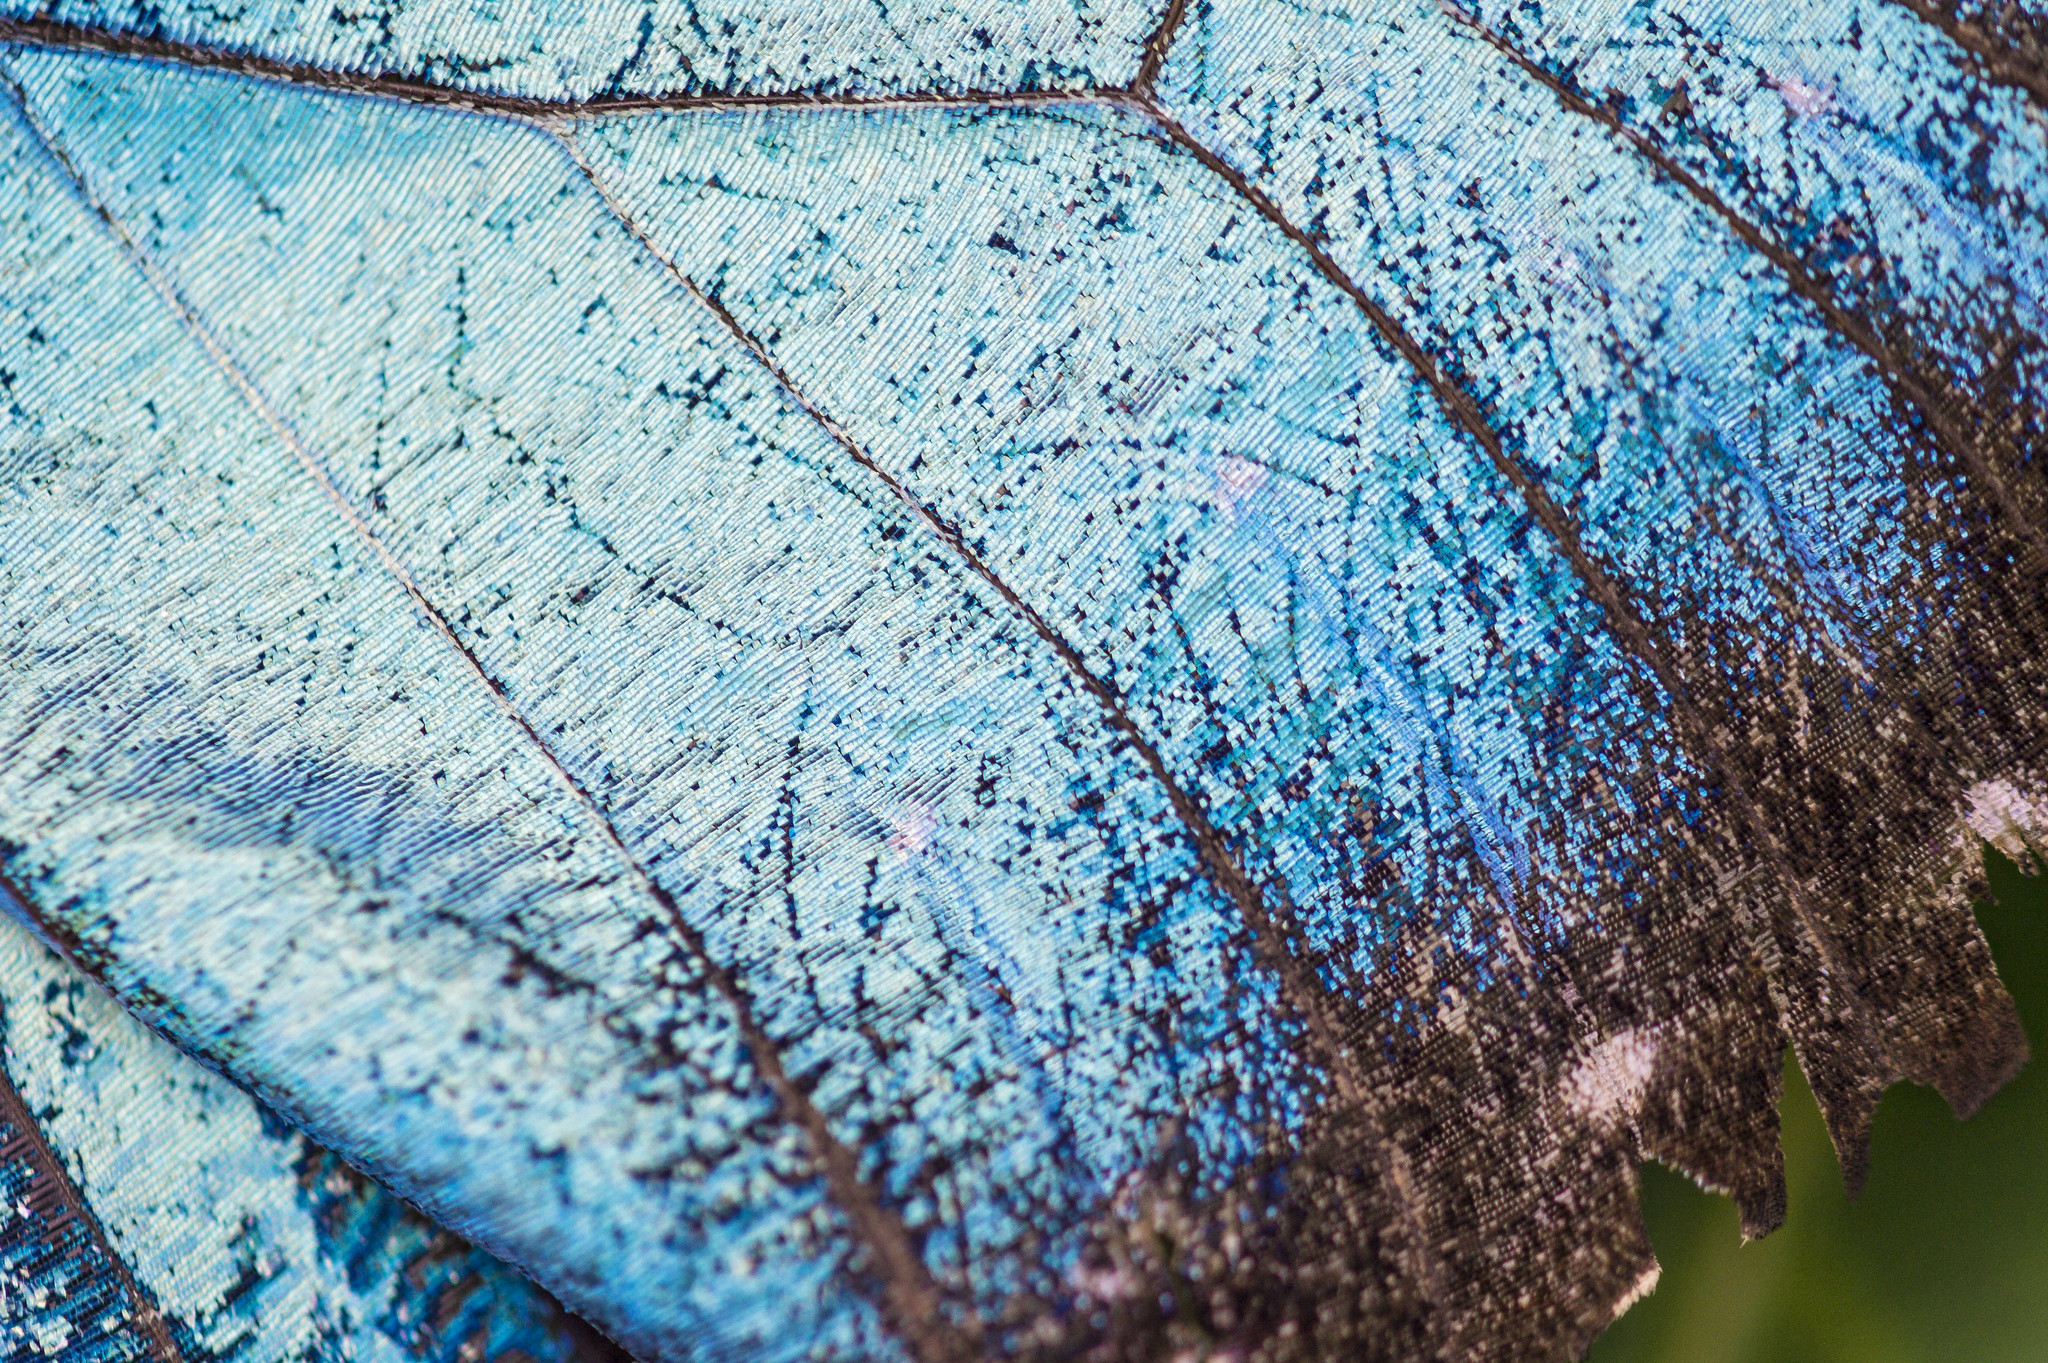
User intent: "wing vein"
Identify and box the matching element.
[1883,0,2048,109]
[1132,0,1189,95]
[1443,3,2048,572]
[1120,84,1904,1087]
[0,877,186,1363]
[0,16,1114,117]
[558,121,1456,1327]
[0,68,978,1363]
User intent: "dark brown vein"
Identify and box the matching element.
[565,128,1345,1090]
[0,896,186,1363]
[1120,87,1888,1064]
[1,6,1928,1334]
[1443,4,2048,572]
[641,880,976,1361]
[1886,0,2048,109]
[0,15,1106,115]
[559,128,1452,1329]
[0,72,973,1363]
[1132,0,1189,96]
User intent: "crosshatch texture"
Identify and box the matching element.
[0,0,2043,1359]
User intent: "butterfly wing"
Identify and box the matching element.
[0,905,626,1363]
[1,2,2044,1359]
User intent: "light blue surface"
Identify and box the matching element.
[0,2,2043,1358]
[0,49,1276,1359]
[0,913,616,1362]
[3,0,1154,98]
[0,900,622,1358]
[0,88,868,1359]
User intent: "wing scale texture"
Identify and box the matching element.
[0,1,2044,1358]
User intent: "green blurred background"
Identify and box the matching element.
[1588,848,2048,1363]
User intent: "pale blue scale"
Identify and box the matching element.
[0,914,614,1362]
[1457,0,2048,328]
[572,100,1648,973]
[5,49,1299,1327]
[0,90,887,1362]
[1148,0,1974,837]
[1153,0,2044,686]
[0,0,1156,99]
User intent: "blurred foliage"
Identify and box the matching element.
[1589,847,2048,1363]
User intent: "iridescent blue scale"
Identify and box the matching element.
[0,0,2041,1357]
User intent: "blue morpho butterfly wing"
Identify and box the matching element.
[0,903,626,1363]
[0,0,2042,1357]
